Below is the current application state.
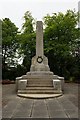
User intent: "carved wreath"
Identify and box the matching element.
[37,56,43,63]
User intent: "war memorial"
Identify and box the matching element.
[16,21,64,98]
[2,21,78,119]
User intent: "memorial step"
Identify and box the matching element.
[27,81,52,84]
[18,89,61,94]
[26,86,54,90]
[27,83,53,87]
[27,78,53,82]
[27,79,53,86]
[26,76,53,79]
[18,86,62,94]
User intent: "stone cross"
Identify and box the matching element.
[36,21,44,58]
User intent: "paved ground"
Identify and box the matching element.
[1,83,79,119]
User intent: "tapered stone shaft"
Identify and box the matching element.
[36,21,44,57]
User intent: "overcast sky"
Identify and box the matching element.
[0,0,79,30]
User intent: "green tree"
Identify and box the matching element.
[43,10,80,80]
[18,11,36,71]
[2,18,18,79]
[22,11,34,34]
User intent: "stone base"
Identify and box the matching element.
[30,55,50,71]
[16,71,64,97]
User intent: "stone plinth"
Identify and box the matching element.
[18,80,27,90]
[53,79,61,91]
[30,55,50,71]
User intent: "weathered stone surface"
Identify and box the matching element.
[58,76,64,90]
[18,80,27,90]
[36,21,43,57]
[12,99,33,118]
[30,21,50,72]
[2,98,21,118]
[53,79,62,91]
[32,100,49,118]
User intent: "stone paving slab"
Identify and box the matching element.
[65,95,78,108]
[48,110,68,118]
[57,96,78,110]
[12,99,33,118]
[46,98,68,118]
[32,100,49,118]
[57,95,78,118]
[1,83,79,119]
[2,98,21,118]
[46,98,63,111]
[65,109,78,118]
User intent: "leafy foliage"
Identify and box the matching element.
[2,10,80,82]
[2,18,19,79]
[43,10,80,81]
[18,11,36,70]
[2,18,18,67]
[22,11,34,34]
